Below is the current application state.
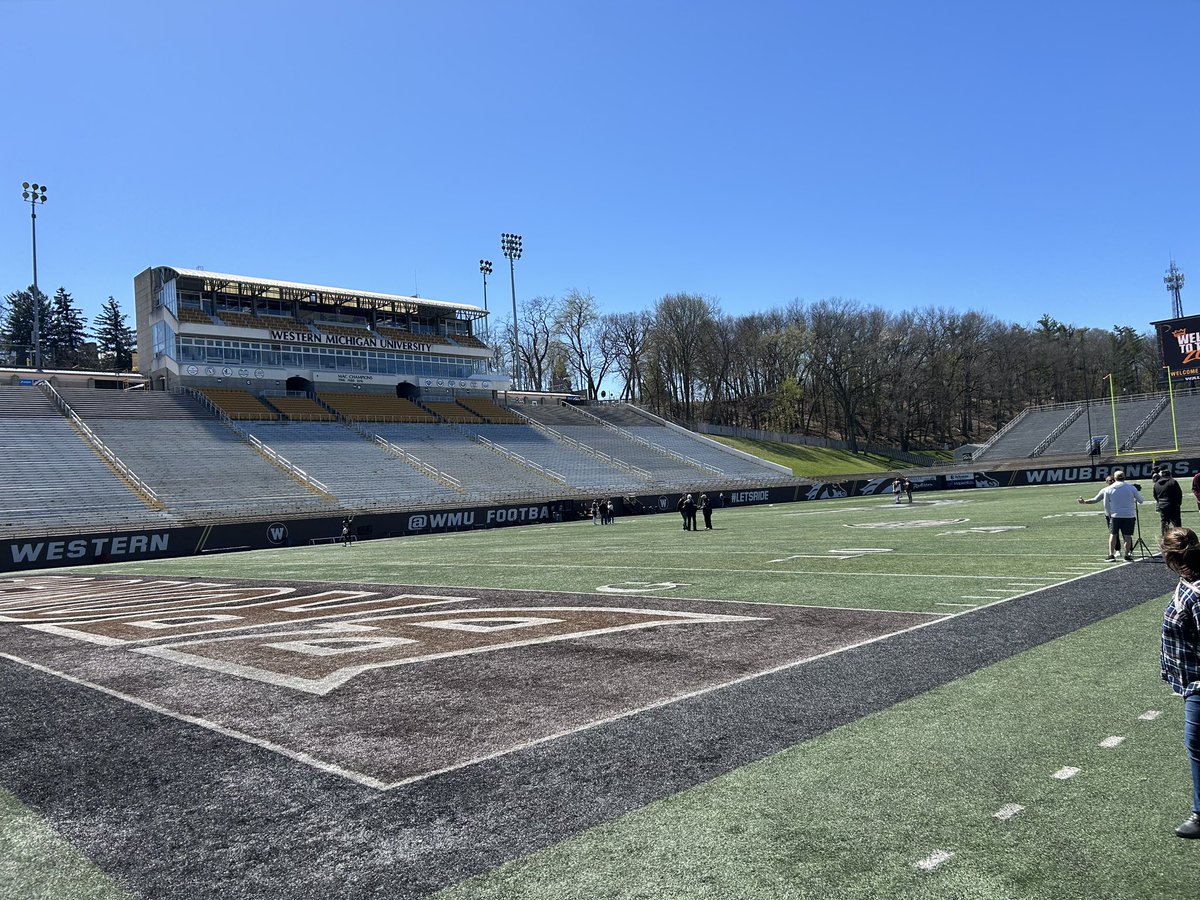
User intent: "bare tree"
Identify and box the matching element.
[555,289,614,400]
[516,295,559,391]
[649,293,719,421]
[602,310,653,402]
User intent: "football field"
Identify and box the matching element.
[2,482,1197,899]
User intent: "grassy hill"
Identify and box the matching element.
[708,435,919,476]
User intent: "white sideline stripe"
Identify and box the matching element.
[914,849,954,871]
[1139,710,1163,721]
[936,602,977,608]
[994,803,1024,821]
[961,596,1001,600]
[1051,766,1081,780]
[1100,736,1125,748]
[0,653,391,791]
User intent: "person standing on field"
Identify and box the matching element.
[700,493,713,530]
[1157,526,1200,839]
[1155,467,1184,533]
[1078,469,1144,561]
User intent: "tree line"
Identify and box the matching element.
[2,286,136,372]
[497,291,1163,451]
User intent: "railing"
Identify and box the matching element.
[473,434,568,485]
[184,386,336,500]
[1030,406,1083,458]
[1121,395,1170,450]
[566,403,726,476]
[968,408,1029,460]
[366,431,464,492]
[246,434,336,499]
[508,407,653,480]
[39,381,165,510]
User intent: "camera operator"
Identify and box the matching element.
[1079,469,1145,561]
[1155,466,1184,533]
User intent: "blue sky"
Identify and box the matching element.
[2,0,1198,334]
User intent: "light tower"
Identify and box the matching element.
[500,233,523,388]
[20,181,48,371]
[479,259,492,340]
[1166,260,1185,318]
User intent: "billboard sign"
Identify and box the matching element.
[1154,315,1200,382]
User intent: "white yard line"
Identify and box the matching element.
[994,803,1024,821]
[0,653,392,791]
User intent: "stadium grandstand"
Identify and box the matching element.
[9,265,1200,560]
[0,267,797,550]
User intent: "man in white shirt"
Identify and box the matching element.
[1079,470,1145,561]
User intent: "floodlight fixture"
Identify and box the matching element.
[21,180,48,370]
[500,233,524,387]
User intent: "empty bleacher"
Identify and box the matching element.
[244,421,463,508]
[456,397,524,424]
[423,402,483,424]
[55,386,334,520]
[215,311,275,331]
[465,423,641,493]
[198,388,280,421]
[266,395,338,421]
[370,424,563,499]
[972,407,1080,461]
[0,385,177,537]
[177,306,214,324]
[319,393,437,423]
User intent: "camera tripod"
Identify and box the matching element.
[1130,506,1151,559]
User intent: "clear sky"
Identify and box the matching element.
[2,0,1198,334]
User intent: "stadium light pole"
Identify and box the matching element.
[501,233,523,389]
[21,181,47,371]
[479,259,492,341]
[1079,330,1095,452]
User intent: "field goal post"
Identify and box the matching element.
[1106,366,1179,457]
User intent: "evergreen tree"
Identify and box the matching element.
[92,296,136,373]
[44,287,89,368]
[1,286,51,367]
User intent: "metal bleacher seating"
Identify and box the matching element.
[457,397,524,424]
[177,305,214,324]
[54,386,333,521]
[197,388,280,420]
[584,404,789,479]
[972,407,1080,461]
[465,423,641,493]
[514,403,723,487]
[244,421,464,509]
[0,385,178,537]
[319,392,437,423]
[267,395,337,421]
[423,402,483,424]
[370,423,563,500]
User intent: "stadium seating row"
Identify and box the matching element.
[1,384,791,540]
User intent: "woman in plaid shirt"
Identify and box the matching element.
[1160,526,1200,839]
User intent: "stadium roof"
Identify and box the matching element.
[158,266,484,314]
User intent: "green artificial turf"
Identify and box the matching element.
[73,483,1167,617]
[0,787,131,900]
[436,596,1195,900]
